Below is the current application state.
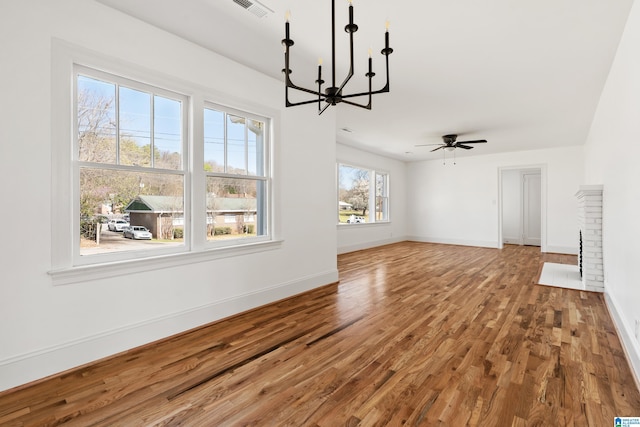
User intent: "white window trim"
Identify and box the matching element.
[374,171,390,223]
[49,240,283,286]
[202,101,271,248]
[336,161,391,225]
[50,40,281,285]
[73,65,191,266]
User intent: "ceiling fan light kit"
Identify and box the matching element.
[281,0,393,115]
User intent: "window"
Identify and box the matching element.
[204,106,268,243]
[337,163,389,224]
[375,172,389,221]
[76,67,187,258]
[53,57,274,278]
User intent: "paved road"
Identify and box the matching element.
[81,227,181,255]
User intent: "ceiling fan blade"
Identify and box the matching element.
[457,139,487,144]
[455,144,474,150]
[430,146,445,152]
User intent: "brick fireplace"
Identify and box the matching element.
[575,185,604,292]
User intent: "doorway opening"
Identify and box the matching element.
[498,166,546,251]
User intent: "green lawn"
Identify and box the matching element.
[339,209,369,224]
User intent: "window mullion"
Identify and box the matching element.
[190,95,205,251]
[223,112,228,173]
[206,172,267,181]
[369,170,376,223]
[77,161,183,175]
[115,83,120,165]
[150,94,155,168]
[245,120,249,175]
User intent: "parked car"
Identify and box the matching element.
[108,219,130,231]
[123,225,152,240]
[347,215,365,223]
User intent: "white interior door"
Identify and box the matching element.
[501,170,522,245]
[523,172,541,246]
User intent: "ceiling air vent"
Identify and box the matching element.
[232,0,273,18]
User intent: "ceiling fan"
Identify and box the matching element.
[416,134,488,152]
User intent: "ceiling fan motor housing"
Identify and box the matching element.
[442,134,458,144]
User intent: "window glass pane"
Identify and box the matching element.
[154,95,182,170]
[80,167,184,256]
[248,119,264,176]
[206,177,265,240]
[204,108,225,173]
[376,173,388,221]
[227,114,246,174]
[376,173,386,197]
[375,197,388,221]
[338,165,370,223]
[119,86,151,167]
[77,76,116,163]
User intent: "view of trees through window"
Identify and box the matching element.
[76,67,271,261]
[64,59,274,268]
[77,71,185,256]
[204,106,267,241]
[338,164,389,224]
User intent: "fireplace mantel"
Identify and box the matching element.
[575,185,604,197]
[576,185,604,292]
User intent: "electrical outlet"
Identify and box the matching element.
[635,320,640,340]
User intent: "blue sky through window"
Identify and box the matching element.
[339,164,368,190]
[78,75,182,163]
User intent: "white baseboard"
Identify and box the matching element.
[337,236,407,255]
[604,290,640,391]
[0,270,338,393]
[502,236,522,245]
[407,236,499,249]
[544,245,578,255]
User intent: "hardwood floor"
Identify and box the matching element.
[1,242,639,426]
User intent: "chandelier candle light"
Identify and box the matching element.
[282,0,393,115]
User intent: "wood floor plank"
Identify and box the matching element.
[1,242,639,426]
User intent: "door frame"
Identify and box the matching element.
[497,164,547,252]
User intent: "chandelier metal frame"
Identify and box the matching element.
[281,0,393,115]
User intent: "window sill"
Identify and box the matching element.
[337,221,391,227]
[49,239,283,286]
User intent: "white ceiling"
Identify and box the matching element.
[97,0,633,161]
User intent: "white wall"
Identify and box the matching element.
[407,146,583,253]
[336,143,408,254]
[583,0,640,384]
[0,0,338,392]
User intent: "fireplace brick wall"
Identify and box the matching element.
[576,185,604,292]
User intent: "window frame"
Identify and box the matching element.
[73,65,191,265]
[203,102,271,248]
[337,162,390,225]
[50,41,280,286]
[374,171,389,222]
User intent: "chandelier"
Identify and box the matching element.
[281,0,393,115]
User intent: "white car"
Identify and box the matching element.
[347,215,365,223]
[108,219,130,231]
[123,225,152,240]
